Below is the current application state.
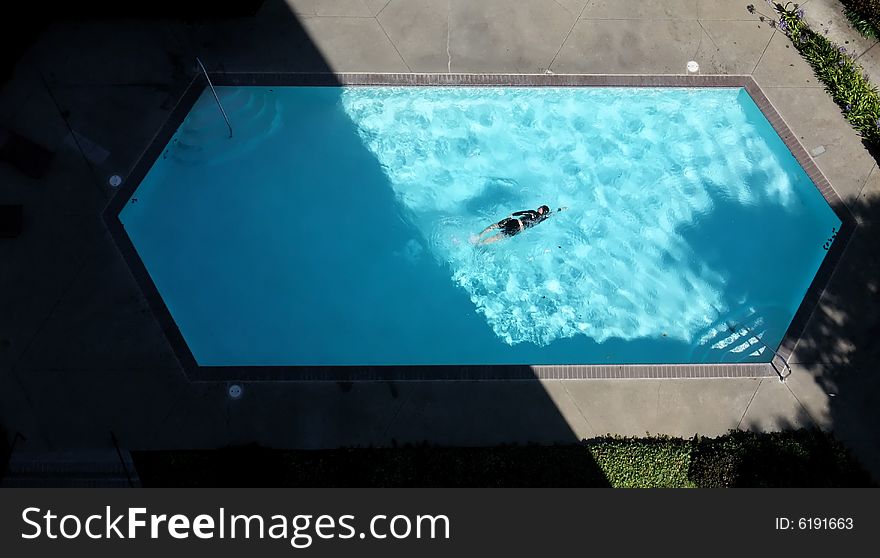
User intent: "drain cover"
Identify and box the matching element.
[228,384,243,399]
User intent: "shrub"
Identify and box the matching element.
[689,429,873,487]
[132,430,874,487]
[771,2,880,146]
[588,436,695,488]
[841,0,880,38]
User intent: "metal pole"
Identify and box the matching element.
[196,57,233,138]
[725,321,792,380]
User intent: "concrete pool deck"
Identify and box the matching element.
[2,0,879,481]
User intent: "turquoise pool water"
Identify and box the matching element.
[120,86,840,366]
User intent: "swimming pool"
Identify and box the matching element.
[114,78,842,369]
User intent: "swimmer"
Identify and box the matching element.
[474,205,566,245]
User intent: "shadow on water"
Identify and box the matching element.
[202,3,877,484]
[679,134,880,481]
[8,0,877,486]
[677,194,830,364]
[0,0,611,485]
[198,86,515,364]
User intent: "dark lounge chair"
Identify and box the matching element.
[0,128,55,179]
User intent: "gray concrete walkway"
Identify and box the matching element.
[1,0,878,479]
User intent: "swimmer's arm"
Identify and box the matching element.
[478,223,500,236]
[480,233,505,244]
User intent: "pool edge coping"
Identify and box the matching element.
[102,72,854,382]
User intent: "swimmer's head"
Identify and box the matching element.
[538,205,551,215]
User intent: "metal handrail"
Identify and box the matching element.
[725,320,792,380]
[196,57,233,138]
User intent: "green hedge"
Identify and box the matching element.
[840,0,880,39]
[132,429,873,488]
[690,429,871,487]
[589,436,695,487]
[772,2,880,146]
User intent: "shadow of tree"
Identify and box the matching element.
[0,0,614,487]
[688,425,873,487]
[1,1,266,86]
[133,443,611,487]
[7,0,877,489]
[739,0,880,480]
[133,426,873,487]
[780,181,880,480]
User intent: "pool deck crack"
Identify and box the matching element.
[382,394,410,438]
[446,0,452,73]
[547,1,590,72]
[40,74,109,201]
[855,40,879,62]
[752,29,777,75]
[375,16,412,72]
[14,258,89,367]
[737,378,763,429]
[551,0,576,17]
[856,162,878,201]
[146,383,191,446]
[698,19,720,51]
[785,378,822,429]
[655,382,661,426]
[561,382,597,437]
[691,21,706,63]
[374,0,392,18]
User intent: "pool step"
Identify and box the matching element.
[1,450,141,488]
[692,308,768,363]
[169,88,280,166]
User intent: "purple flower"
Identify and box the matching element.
[796,8,805,19]
[875,119,880,129]
[779,19,789,32]
[839,59,846,66]
[846,104,852,112]
[839,46,847,53]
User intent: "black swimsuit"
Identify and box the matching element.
[498,210,545,237]
[499,217,523,236]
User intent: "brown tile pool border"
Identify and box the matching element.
[103,73,854,382]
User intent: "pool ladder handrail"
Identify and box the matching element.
[726,320,792,381]
[196,57,233,139]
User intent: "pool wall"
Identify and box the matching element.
[103,73,856,382]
